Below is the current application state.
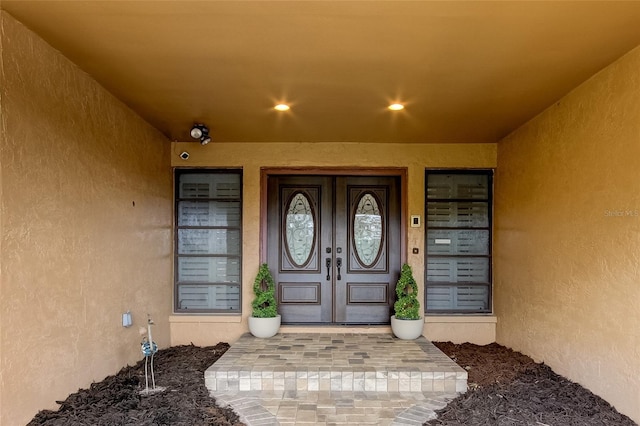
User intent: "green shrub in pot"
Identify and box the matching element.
[393,263,420,320]
[251,263,277,318]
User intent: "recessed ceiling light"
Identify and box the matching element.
[274,104,290,111]
[388,103,404,111]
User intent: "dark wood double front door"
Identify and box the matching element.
[267,175,401,324]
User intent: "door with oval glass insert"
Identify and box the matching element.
[267,175,401,324]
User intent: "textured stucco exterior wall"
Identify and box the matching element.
[0,12,172,425]
[494,46,640,423]
[169,142,497,346]
[424,316,497,345]
[0,16,4,422]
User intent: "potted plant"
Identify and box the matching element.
[391,263,423,340]
[248,263,281,338]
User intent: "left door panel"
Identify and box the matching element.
[267,176,334,323]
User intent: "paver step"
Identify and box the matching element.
[205,333,467,394]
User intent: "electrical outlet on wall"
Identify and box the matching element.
[122,311,132,327]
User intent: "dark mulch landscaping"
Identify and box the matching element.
[428,342,636,426]
[28,343,244,426]
[28,341,635,425]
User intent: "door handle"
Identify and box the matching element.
[325,258,331,281]
[336,257,342,280]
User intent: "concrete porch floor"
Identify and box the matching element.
[205,333,467,425]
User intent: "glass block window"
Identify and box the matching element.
[425,171,492,313]
[175,171,242,313]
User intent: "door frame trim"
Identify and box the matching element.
[260,167,408,264]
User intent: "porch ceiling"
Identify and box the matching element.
[3,1,640,144]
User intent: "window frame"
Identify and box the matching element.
[424,169,493,314]
[174,169,243,314]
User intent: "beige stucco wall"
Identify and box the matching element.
[0,14,4,422]
[169,142,497,346]
[424,316,497,345]
[494,45,640,423]
[0,12,173,425]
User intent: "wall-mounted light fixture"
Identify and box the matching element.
[190,123,212,145]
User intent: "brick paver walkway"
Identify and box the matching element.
[206,333,466,425]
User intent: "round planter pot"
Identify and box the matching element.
[390,315,424,340]
[248,314,281,338]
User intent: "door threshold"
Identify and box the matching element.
[279,324,392,334]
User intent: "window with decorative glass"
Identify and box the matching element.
[425,170,492,313]
[175,171,242,313]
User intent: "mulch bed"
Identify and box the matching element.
[427,342,636,426]
[28,341,635,425]
[28,343,244,426]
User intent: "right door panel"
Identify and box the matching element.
[334,176,401,324]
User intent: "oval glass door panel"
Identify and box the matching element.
[285,192,316,267]
[353,192,383,267]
